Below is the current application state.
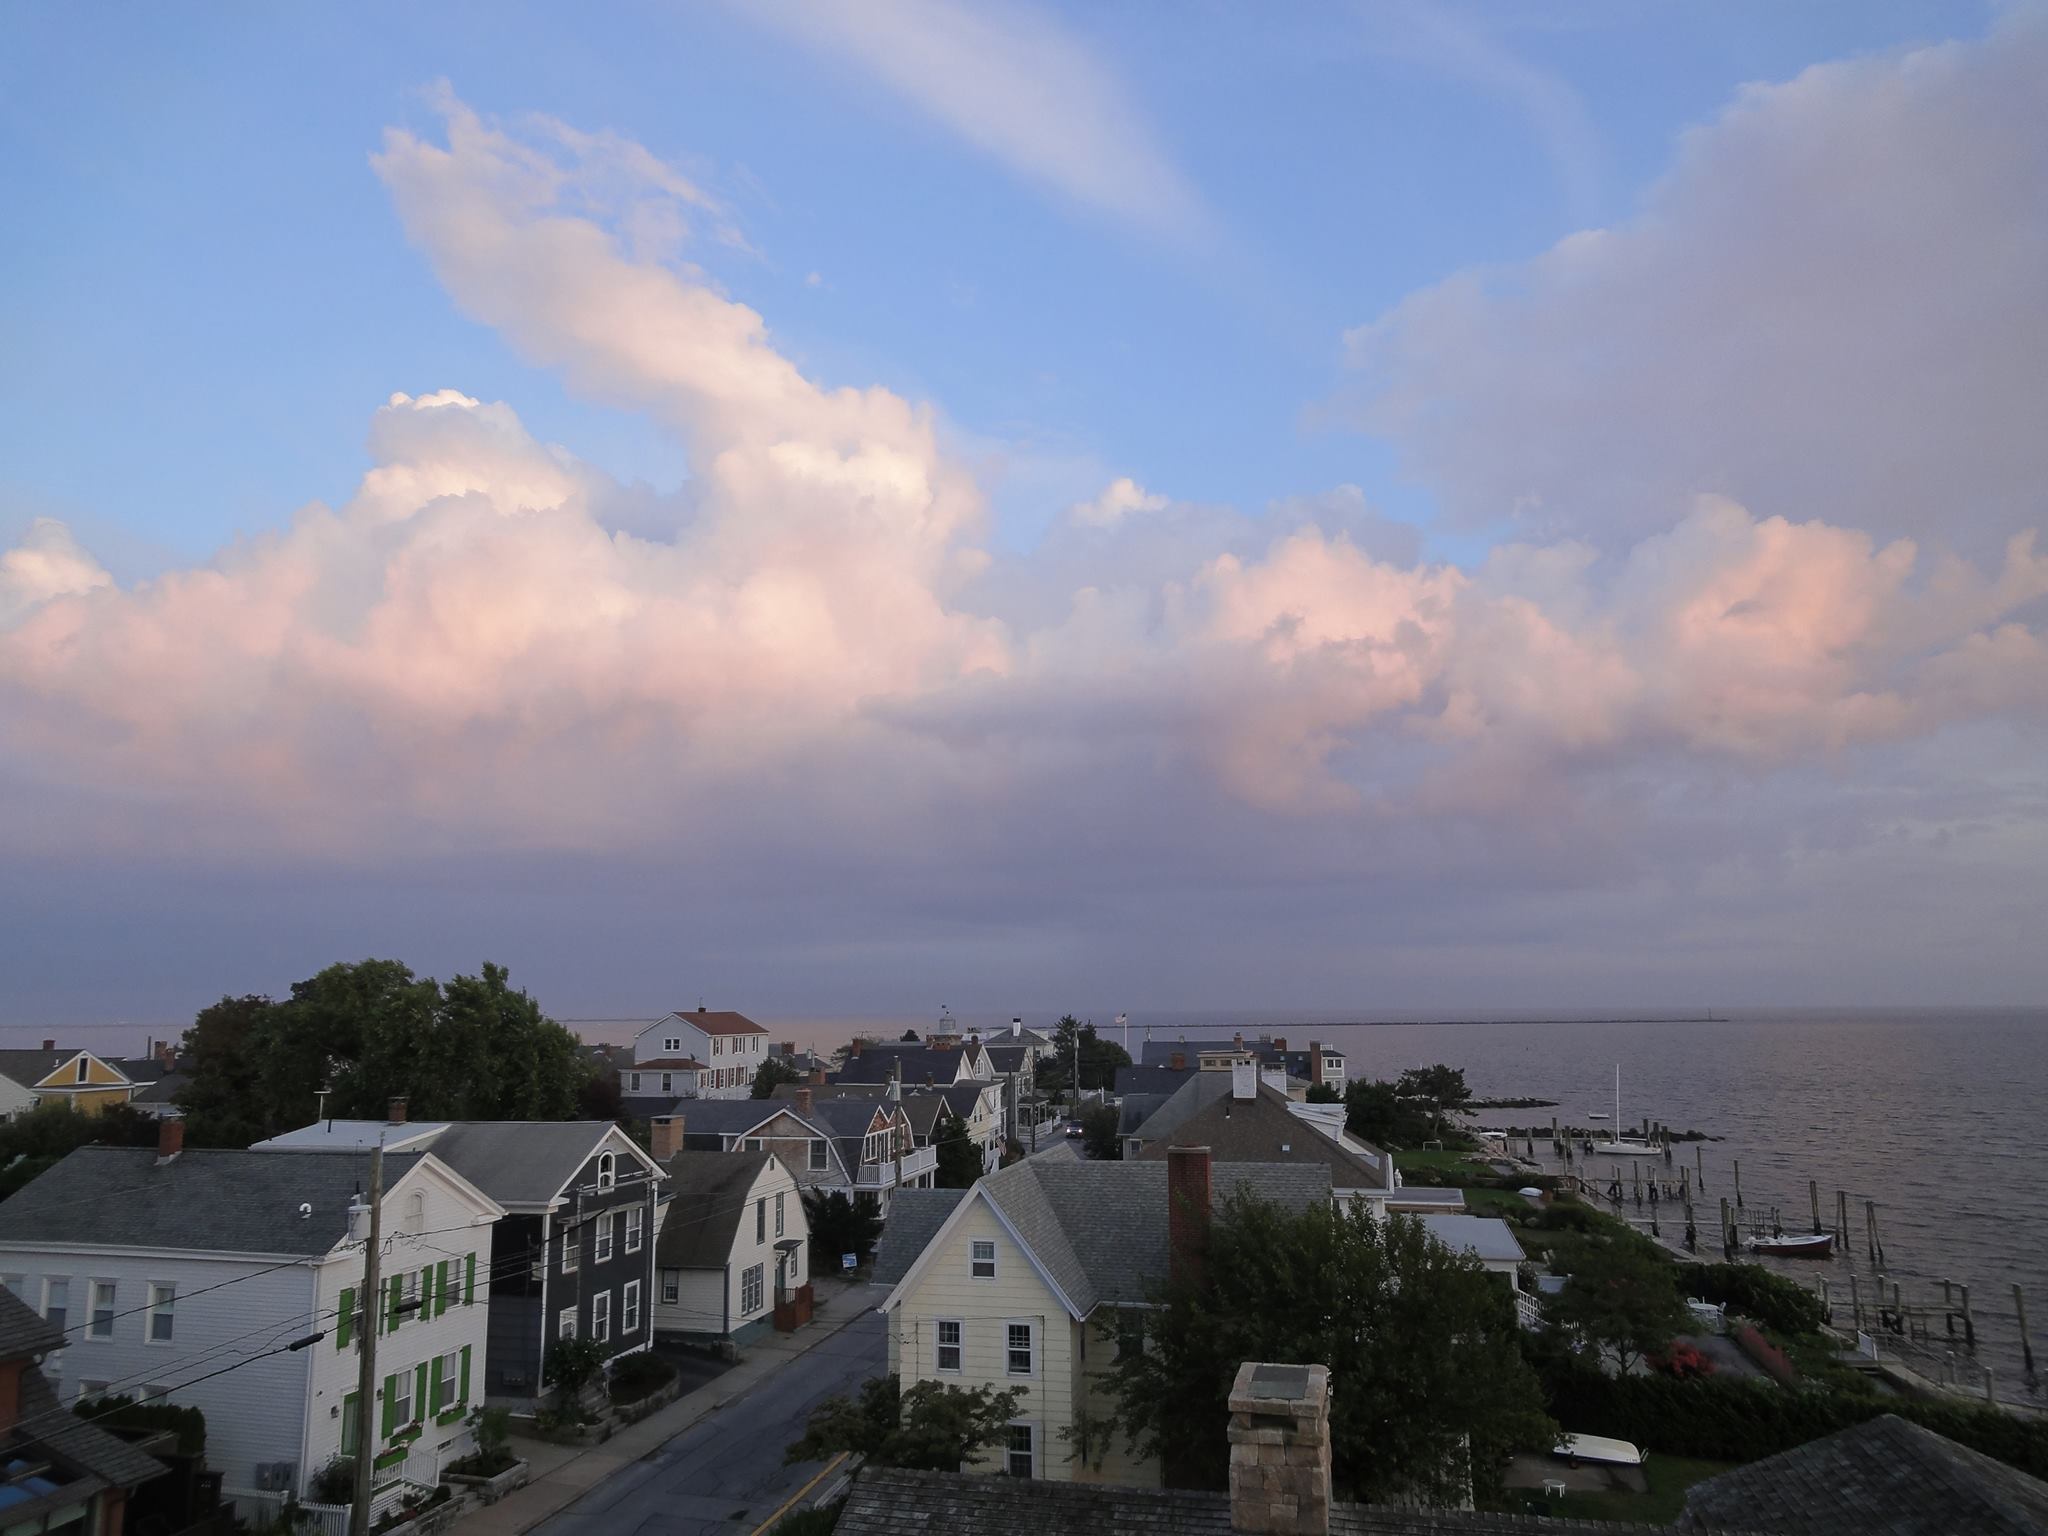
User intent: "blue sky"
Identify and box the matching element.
[1,1,2042,1025]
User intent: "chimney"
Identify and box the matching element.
[1167,1146,1212,1289]
[1011,1017,1022,1036]
[849,1038,864,1058]
[156,1116,185,1164]
[809,1065,827,1085]
[1272,1037,1287,1053]
[387,1096,408,1125]
[1231,1061,1258,1101]
[795,1088,813,1118]
[649,1115,684,1162]
[1232,1031,1244,1052]
[40,1039,53,1052]
[156,1040,177,1069]
[1309,1041,1324,1088]
[1227,1362,1332,1535]
[1170,1051,1186,1072]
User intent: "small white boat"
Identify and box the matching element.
[1585,1111,1611,1120]
[1749,1232,1834,1258]
[1553,1433,1646,1468]
[1592,1065,1662,1156]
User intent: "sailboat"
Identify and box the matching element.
[1594,1065,1662,1156]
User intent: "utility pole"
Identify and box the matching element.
[350,1142,385,1536]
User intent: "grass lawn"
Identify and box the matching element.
[1461,1186,1536,1217]
[1393,1147,1483,1175]
[1550,1455,1737,1525]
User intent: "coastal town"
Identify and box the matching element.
[0,984,2042,1536]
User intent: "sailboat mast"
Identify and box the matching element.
[1614,1063,1622,1134]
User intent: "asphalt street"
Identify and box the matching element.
[530,1304,885,1536]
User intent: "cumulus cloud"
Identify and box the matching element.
[1343,11,2048,551]
[0,519,109,626]
[1067,476,1168,527]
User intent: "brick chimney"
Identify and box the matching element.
[156,1116,185,1164]
[1272,1036,1287,1053]
[156,1040,177,1069]
[848,1038,864,1057]
[795,1088,813,1117]
[809,1065,827,1085]
[649,1115,684,1162]
[1227,1362,1332,1535]
[1170,1051,1186,1072]
[40,1039,53,1052]
[1167,1145,1212,1289]
[1309,1041,1324,1088]
[387,1096,408,1125]
[1232,1031,1245,1052]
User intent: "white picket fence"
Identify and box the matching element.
[227,1478,435,1536]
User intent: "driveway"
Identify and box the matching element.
[528,1305,885,1536]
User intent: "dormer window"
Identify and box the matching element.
[596,1152,616,1190]
[75,1058,89,1083]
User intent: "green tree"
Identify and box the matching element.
[932,1106,984,1188]
[1081,1103,1122,1160]
[1036,1016,1132,1097]
[751,1058,805,1099]
[1396,1064,1473,1140]
[0,1103,161,1201]
[786,1375,1024,1470]
[899,1028,922,1042]
[174,994,275,1147]
[1545,1237,1690,1374]
[1304,1082,1342,1104]
[803,1188,883,1271]
[432,962,588,1121]
[1096,1190,1551,1504]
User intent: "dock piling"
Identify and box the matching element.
[1695,1143,1703,1189]
[1836,1188,1848,1246]
[1865,1200,1884,1265]
[1960,1284,1975,1350]
[1809,1179,1822,1235]
[2015,1285,2034,1377]
[1733,1159,1743,1210]
[1849,1271,1864,1333]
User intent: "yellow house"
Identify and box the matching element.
[0,1047,142,1116]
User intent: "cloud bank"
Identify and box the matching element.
[3,27,2044,1008]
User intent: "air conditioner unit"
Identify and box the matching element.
[254,1462,296,1492]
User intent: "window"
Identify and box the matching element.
[89,1280,116,1338]
[434,1350,460,1413]
[713,1036,724,1056]
[340,1391,361,1457]
[391,1367,413,1427]
[663,1036,680,1053]
[76,1057,89,1083]
[775,1192,785,1237]
[745,1136,763,1151]
[1113,1314,1144,1360]
[596,1152,616,1189]
[660,1073,673,1094]
[755,1199,765,1244]
[595,1216,614,1265]
[562,1224,580,1273]
[591,1291,611,1343]
[1006,1422,1036,1479]
[970,1241,996,1280]
[660,1270,679,1305]
[808,1139,828,1171]
[404,1190,425,1235]
[558,1308,577,1340]
[1006,1321,1034,1376]
[936,1319,963,1373]
[629,1072,642,1092]
[625,1206,644,1254]
[740,1264,764,1315]
[147,1283,176,1343]
[40,1278,66,1332]
[623,1280,641,1334]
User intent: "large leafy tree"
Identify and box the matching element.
[1036,1015,1132,1097]
[176,994,275,1147]
[1545,1237,1690,1374]
[1095,1191,1552,1504]
[1395,1064,1473,1140]
[787,1375,1023,1470]
[803,1188,883,1271]
[1081,1103,1122,1160]
[0,1103,160,1201]
[932,1105,983,1188]
[751,1058,805,1099]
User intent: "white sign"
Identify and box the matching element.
[842,1252,858,1271]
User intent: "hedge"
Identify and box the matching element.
[1676,1261,1826,1335]
[75,1395,207,1457]
[1540,1362,2048,1477]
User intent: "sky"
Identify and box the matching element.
[2,1,2044,1028]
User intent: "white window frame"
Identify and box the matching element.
[663,1036,681,1053]
[88,1279,116,1340]
[808,1139,828,1171]
[935,1318,963,1374]
[712,1036,724,1057]
[591,1291,611,1343]
[775,1192,785,1238]
[595,1216,614,1265]
[660,1073,673,1094]
[146,1282,176,1344]
[558,1307,577,1340]
[78,1380,110,1404]
[629,1072,642,1092]
[623,1280,641,1334]
[740,1264,764,1316]
[660,1270,680,1305]
[40,1276,68,1333]
[1005,1319,1035,1377]
[434,1350,460,1413]
[625,1206,644,1254]
[970,1240,996,1281]
[391,1368,413,1427]
[756,1199,766,1244]
[562,1223,580,1273]
[1005,1420,1036,1479]
[596,1152,616,1190]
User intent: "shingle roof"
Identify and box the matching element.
[887,1157,1330,1317]
[629,1057,706,1071]
[1679,1413,2048,1534]
[0,1146,424,1255]
[836,1047,972,1086]
[1116,1063,1198,1097]
[892,1092,948,1140]
[1127,1072,1236,1145]
[870,1188,970,1285]
[655,1152,771,1270]
[981,1044,1032,1074]
[1132,1083,1385,1189]
[837,1467,1662,1536]
[0,1049,120,1090]
[420,1122,637,1208]
[666,1101,786,1138]
[0,1287,64,1359]
[16,1369,166,1492]
[665,1009,766,1035]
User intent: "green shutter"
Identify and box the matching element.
[414,1363,427,1425]
[342,1390,359,1455]
[429,1355,443,1416]
[337,1287,354,1350]
[420,1266,432,1319]
[464,1252,476,1305]
[436,1260,450,1318]
[387,1275,402,1330]
[459,1344,471,1406]
[381,1373,397,1437]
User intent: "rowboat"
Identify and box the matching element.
[1749,1232,1834,1258]
[1554,1433,1646,1467]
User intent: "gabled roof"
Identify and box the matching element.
[981,1044,1032,1074]
[0,1049,131,1092]
[835,1046,973,1086]
[1127,1072,1235,1145]
[15,1368,167,1494]
[871,1190,971,1285]
[878,1158,1332,1320]
[668,1100,788,1138]
[655,1151,778,1270]
[627,1057,707,1072]
[0,1287,64,1359]
[892,1092,948,1140]
[0,1147,428,1256]
[421,1122,662,1209]
[250,1120,448,1153]
[937,1080,997,1119]
[1132,1082,1385,1189]
[659,1009,766,1036]
[1680,1413,2048,1534]
[1114,1063,1197,1098]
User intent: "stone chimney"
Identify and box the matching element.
[1231,1061,1258,1101]
[1167,1145,1212,1289]
[387,1096,408,1125]
[809,1065,827,1085]
[1309,1041,1324,1088]
[1170,1051,1187,1072]
[155,1116,185,1164]
[649,1115,685,1162]
[1227,1362,1332,1535]
[795,1087,813,1118]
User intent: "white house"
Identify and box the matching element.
[651,1151,809,1344]
[871,1149,1332,1486]
[653,1097,936,1216]
[0,1120,503,1506]
[629,1009,769,1100]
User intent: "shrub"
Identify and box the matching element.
[308,1456,354,1504]
[543,1335,608,1400]
[76,1394,206,1457]
[1677,1261,1827,1335]
[1646,1340,1715,1380]
[608,1351,677,1404]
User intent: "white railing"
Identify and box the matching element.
[229,1479,430,1536]
[1514,1291,1545,1331]
[854,1145,939,1188]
